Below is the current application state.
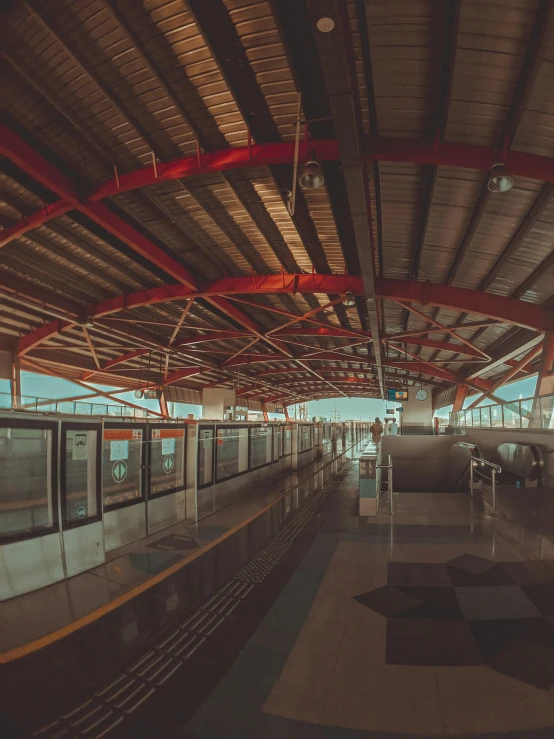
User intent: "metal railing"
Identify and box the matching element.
[469,455,502,517]
[452,392,554,431]
[0,392,156,419]
[377,454,394,515]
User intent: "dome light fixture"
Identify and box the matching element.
[316,17,335,33]
[300,159,325,189]
[342,291,356,308]
[487,163,514,193]
[83,319,94,328]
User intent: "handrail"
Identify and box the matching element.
[469,455,502,517]
[452,391,553,431]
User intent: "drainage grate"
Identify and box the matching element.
[33,460,353,738]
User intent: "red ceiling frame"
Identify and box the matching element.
[15,276,553,359]
[5,129,554,248]
[79,275,553,331]
[1,127,293,362]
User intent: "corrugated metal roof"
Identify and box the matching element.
[1,0,553,405]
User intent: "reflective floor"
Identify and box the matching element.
[6,453,554,737]
[0,461,315,652]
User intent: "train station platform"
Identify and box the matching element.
[6,449,554,737]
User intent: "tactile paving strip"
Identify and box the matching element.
[33,460,354,738]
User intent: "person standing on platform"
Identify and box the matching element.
[389,417,399,435]
[370,417,383,446]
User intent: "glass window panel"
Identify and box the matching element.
[0,427,54,537]
[480,406,491,428]
[102,428,143,508]
[464,410,473,426]
[491,404,503,427]
[273,428,280,462]
[299,425,311,452]
[284,426,292,455]
[520,399,533,429]
[216,427,248,482]
[150,429,185,495]
[198,426,214,487]
[250,427,271,469]
[472,408,481,427]
[65,429,98,523]
[503,403,521,429]
[540,396,554,430]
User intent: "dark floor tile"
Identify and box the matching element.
[108,712,194,738]
[136,658,226,729]
[447,553,494,574]
[354,585,422,617]
[522,583,554,614]
[388,562,451,588]
[387,618,482,666]
[193,616,256,667]
[469,616,554,663]
[455,585,541,621]
[260,561,296,590]
[447,562,514,587]
[500,561,541,586]
[231,584,281,623]
[489,638,554,689]
[396,586,464,619]
[520,559,554,584]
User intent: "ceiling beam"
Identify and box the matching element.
[306,0,384,395]
[8,134,554,250]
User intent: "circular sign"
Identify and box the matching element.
[162,455,175,474]
[112,460,128,483]
[76,506,86,520]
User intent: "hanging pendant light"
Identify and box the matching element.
[300,158,325,189]
[342,291,355,307]
[487,163,514,193]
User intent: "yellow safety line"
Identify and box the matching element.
[0,443,358,664]
[0,483,295,663]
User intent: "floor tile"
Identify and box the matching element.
[523,582,554,613]
[469,617,553,663]
[437,665,554,734]
[322,667,444,734]
[263,676,330,723]
[455,584,542,620]
[488,638,554,689]
[448,553,496,574]
[395,586,464,619]
[388,561,451,587]
[387,618,482,666]
[192,616,256,668]
[137,658,226,729]
[354,585,421,617]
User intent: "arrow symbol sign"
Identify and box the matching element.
[112,460,128,483]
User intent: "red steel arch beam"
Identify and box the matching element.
[385,336,483,358]
[1,127,292,359]
[16,276,554,357]
[5,131,554,248]
[84,276,554,333]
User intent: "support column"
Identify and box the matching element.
[453,383,468,412]
[262,403,269,422]
[536,333,554,396]
[159,390,169,418]
[11,357,21,409]
[531,334,554,428]
[284,405,290,422]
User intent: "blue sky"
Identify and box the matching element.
[1,371,538,421]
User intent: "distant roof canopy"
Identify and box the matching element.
[1,0,553,408]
